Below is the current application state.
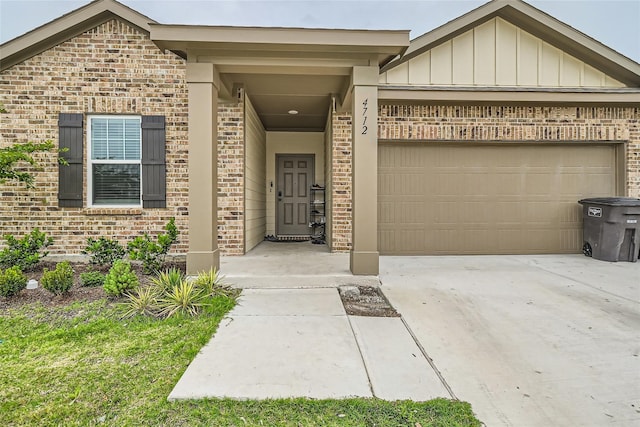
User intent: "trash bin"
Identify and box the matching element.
[578,197,640,262]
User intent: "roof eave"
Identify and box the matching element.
[150,24,410,66]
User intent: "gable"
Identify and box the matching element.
[0,0,157,72]
[380,17,625,88]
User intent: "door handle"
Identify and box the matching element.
[278,190,282,201]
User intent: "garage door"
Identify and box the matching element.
[378,143,618,255]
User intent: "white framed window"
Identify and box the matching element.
[87,115,142,207]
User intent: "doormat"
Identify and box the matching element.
[264,234,311,242]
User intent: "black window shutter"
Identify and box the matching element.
[58,113,83,207]
[141,115,166,208]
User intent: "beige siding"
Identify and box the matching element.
[265,132,325,236]
[244,95,266,252]
[495,18,517,85]
[380,17,626,88]
[430,41,452,84]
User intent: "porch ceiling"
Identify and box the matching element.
[151,25,410,132]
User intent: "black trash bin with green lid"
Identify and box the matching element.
[578,197,640,262]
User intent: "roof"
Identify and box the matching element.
[0,0,157,71]
[382,0,640,87]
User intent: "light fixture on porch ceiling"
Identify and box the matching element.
[288,109,299,115]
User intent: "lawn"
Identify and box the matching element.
[0,298,481,426]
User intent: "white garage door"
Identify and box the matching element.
[378,143,618,255]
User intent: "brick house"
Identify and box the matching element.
[1,0,638,275]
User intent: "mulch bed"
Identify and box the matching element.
[0,261,186,311]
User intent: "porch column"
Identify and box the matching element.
[186,63,220,274]
[350,66,379,275]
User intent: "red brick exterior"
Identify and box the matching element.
[330,111,353,252]
[2,18,637,259]
[217,101,245,254]
[0,20,190,255]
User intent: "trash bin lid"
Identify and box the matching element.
[578,197,640,207]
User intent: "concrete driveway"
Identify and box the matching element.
[380,255,640,427]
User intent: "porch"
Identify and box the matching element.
[150,24,410,276]
[220,241,378,288]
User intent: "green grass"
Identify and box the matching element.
[0,299,481,426]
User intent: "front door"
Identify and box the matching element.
[277,154,314,235]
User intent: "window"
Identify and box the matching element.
[87,116,142,206]
[58,113,166,209]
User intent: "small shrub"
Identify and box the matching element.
[0,266,27,297]
[83,237,125,266]
[151,267,185,292]
[193,267,237,298]
[0,228,53,271]
[41,261,74,295]
[158,281,208,318]
[79,271,106,287]
[103,260,139,297]
[128,218,179,274]
[121,286,159,318]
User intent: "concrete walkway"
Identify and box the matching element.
[171,246,640,426]
[380,255,640,427]
[168,287,449,400]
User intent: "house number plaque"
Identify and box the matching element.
[361,98,368,135]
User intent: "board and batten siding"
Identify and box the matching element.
[380,17,625,88]
[244,95,267,253]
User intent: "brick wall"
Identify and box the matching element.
[378,105,640,198]
[0,20,190,255]
[330,111,352,252]
[217,100,245,254]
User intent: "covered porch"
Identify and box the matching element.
[151,24,409,275]
[220,241,379,288]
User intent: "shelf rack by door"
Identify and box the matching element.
[309,185,325,244]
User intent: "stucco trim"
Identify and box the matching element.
[0,0,157,71]
[381,0,640,87]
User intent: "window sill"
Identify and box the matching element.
[83,208,143,216]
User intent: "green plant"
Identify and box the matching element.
[83,237,125,266]
[0,140,58,188]
[41,261,74,295]
[128,218,179,274]
[79,271,106,287]
[103,260,139,297]
[193,267,237,298]
[158,281,209,318]
[0,266,27,297]
[151,267,185,292]
[121,286,159,318]
[0,228,53,271]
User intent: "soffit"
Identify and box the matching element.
[151,24,410,132]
